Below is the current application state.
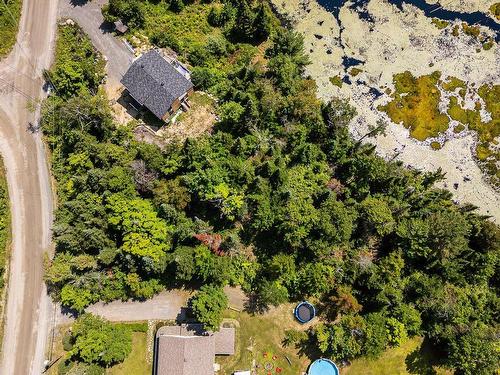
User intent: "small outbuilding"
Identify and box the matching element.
[121,50,194,122]
[113,19,128,34]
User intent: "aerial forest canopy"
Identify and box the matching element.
[43,1,499,374]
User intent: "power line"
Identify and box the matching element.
[0,75,37,101]
[0,0,60,96]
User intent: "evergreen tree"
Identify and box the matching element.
[253,3,273,41]
[170,0,184,13]
[233,0,255,41]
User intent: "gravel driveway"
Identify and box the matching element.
[57,290,191,324]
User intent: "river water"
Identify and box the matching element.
[317,0,499,43]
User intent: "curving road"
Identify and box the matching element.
[0,0,58,374]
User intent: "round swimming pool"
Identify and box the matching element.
[308,358,339,375]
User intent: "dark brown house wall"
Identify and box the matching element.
[171,98,181,112]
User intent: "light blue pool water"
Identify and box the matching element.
[308,359,339,375]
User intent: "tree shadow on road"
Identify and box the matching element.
[60,305,79,319]
[69,0,90,7]
[99,21,115,34]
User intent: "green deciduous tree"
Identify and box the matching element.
[363,312,388,358]
[60,284,98,313]
[256,279,289,307]
[385,317,408,347]
[106,194,173,270]
[447,323,499,375]
[70,314,132,367]
[189,284,228,331]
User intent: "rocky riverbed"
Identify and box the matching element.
[271,0,500,220]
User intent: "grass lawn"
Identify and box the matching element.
[107,332,151,375]
[344,337,452,375]
[218,305,313,374]
[48,322,151,375]
[160,92,217,142]
[0,0,22,57]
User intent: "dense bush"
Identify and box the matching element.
[46,24,105,99]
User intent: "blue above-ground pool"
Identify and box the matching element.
[308,358,339,375]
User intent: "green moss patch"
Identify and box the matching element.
[431,18,449,30]
[477,84,500,144]
[350,67,363,77]
[448,90,498,147]
[447,84,500,186]
[447,97,480,128]
[378,71,449,141]
[329,75,343,87]
[482,39,494,51]
[430,141,442,150]
[490,3,500,21]
[453,123,465,133]
[380,71,500,187]
[442,77,467,96]
[461,22,481,38]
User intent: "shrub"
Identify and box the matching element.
[385,317,408,347]
[57,359,74,375]
[282,329,307,347]
[150,31,182,52]
[62,331,74,351]
[256,279,289,307]
[364,312,388,358]
[191,67,226,90]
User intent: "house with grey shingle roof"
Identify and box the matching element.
[154,324,235,375]
[121,50,194,122]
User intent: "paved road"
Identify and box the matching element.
[59,0,134,85]
[0,0,58,374]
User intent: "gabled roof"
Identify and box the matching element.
[154,324,235,375]
[121,50,193,119]
[156,335,215,375]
